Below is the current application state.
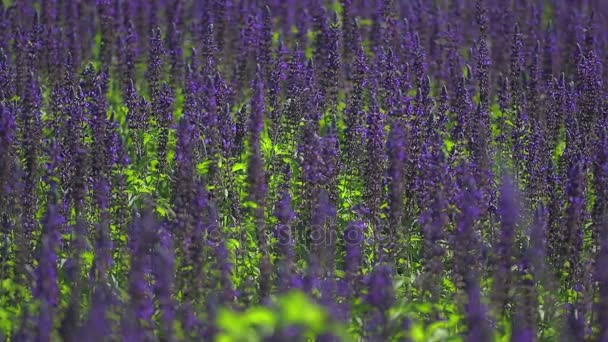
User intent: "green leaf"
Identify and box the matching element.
[197,160,214,175]
[232,162,247,172]
[554,140,566,159]
[244,307,276,327]
[410,322,426,342]
[278,291,327,331]
[444,139,455,153]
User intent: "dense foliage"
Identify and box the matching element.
[1,0,608,340]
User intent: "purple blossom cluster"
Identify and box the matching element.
[1,0,608,340]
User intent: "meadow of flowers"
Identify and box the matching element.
[1,0,608,340]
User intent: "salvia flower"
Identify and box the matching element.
[274,188,296,292]
[365,264,395,339]
[247,72,271,299]
[125,207,157,338]
[493,175,521,305]
[35,192,63,342]
[343,220,365,299]
[1,1,608,340]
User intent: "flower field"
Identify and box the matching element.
[1,0,608,340]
